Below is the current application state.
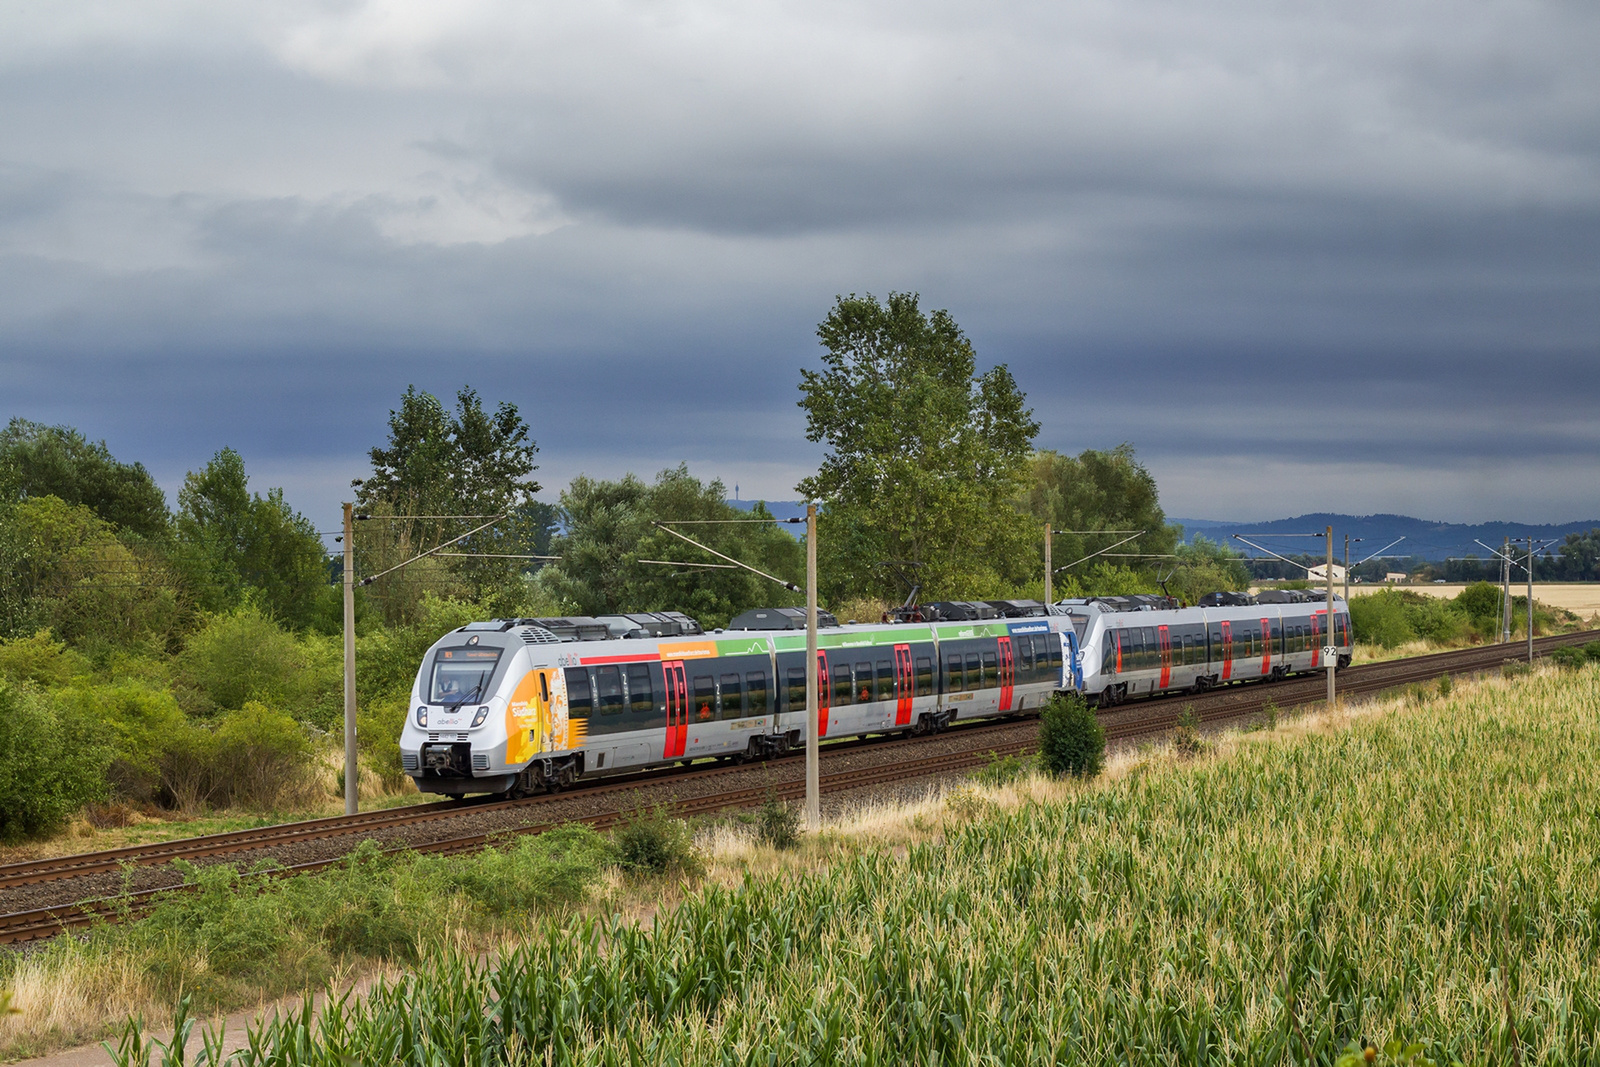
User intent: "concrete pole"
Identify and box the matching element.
[1527,537,1535,664]
[1326,525,1336,707]
[1043,523,1052,606]
[804,504,820,830]
[342,502,358,816]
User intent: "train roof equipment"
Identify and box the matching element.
[726,606,841,630]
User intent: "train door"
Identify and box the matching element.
[1310,613,1322,669]
[815,652,831,738]
[1157,626,1172,689]
[1259,617,1272,676]
[893,644,914,726]
[662,661,688,759]
[1220,621,1233,681]
[997,637,1015,711]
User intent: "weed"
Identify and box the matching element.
[1436,674,1453,698]
[1173,704,1204,757]
[1549,646,1586,671]
[753,790,802,851]
[973,751,1033,787]
[1502,659,1531,678]
[614,804,704,879]
[1036,692,1105,779]
[1263,700,1280,730]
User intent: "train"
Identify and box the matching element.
[399,592,1351,798]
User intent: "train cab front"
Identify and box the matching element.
[401,625,521,797]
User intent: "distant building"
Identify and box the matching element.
[1384,572,1408,583]
[1307,564,1346,582]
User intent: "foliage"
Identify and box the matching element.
[1168,534,1252,602]
[0,418,170,540]
[356,386,546,619]
[614,805,704,878]
[1585,641,1600,662]
[798,292,1039,602]
[543,466,803,629]
[754,790,803,851]
[1026,445,1180,591]
[56,681,189,803]
[1452,581,1503,630]
[1036,692,1104,779]
[179,605,307,714]
[0,629,91,688]
[1349,590,1417,648]
[1548,646,1587,671]
[973,750,1034,787]
[175,449,329,627]
[0,682,110,840]
[1172,704,1204,756]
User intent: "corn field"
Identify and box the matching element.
[120,667,1600,1064]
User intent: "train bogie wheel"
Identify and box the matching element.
[446,793,464,801]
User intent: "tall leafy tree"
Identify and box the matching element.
[356,386,543,618]
[798,292,1039,602]
[176,448,329,627]
[0,419,170,540]
[1024,445,1179,573]
[544,465,803,629]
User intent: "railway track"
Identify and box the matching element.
[3,629,1593,945]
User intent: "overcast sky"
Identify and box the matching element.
[3,0,1597,531]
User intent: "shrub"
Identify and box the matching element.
[1037,692,1105,779]
[358,691,412,792]
[754,790,802,851]
[56,681,187,803]
[1409,597,1469,644]
[614,805,703,878]
[1549,646,1586,672]
[1453,581,1503,632]
[1436,674,1453,699]
[181,606,305,713]
[1502,659,1531,678]
[430,826,614,914]
[1173,705,1204,757]
[0,682,110,841]
[974,751,1034,787]
[213,703,316,809]
[1583,641,1600,663]
[1349,591,1414,649]
[0,629,89,689]
[1262,700,1280,731]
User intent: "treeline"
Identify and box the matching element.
[0,293,1252,840]
[1245,532,1600,584]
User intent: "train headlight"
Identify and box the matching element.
[470,705,490,728]
[415,706,428,728]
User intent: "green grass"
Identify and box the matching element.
[124,662,1600,1065]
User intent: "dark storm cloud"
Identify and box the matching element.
[1,0,1597,528]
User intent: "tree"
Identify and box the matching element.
[1024,445,1179,579]
[176,448,329,627]
[544,465,804,629]
[798,292,1039,602]
[356,386,544,618]
[0,419,170,540]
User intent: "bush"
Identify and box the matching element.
[1454,581,1503,631]
[754,790,802,851]
[56,681,187,803]
[614,805,703,878]
[0,629,89,688]
[1437,674,1453,699]
[1502,659,1531,678]
[0,682,110,840]
[974,751,1034,788]
[181,606,305,714]
[358,691,412,792]
[1349,591,1415,649]
[1037,692,1105,779]
[1549,646,1587,671]
[1583,641,1600,663]
[1173,705,1204,757]
[430,825,614,914]
[1409,597,1469,644]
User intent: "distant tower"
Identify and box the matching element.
[735,483,740,501]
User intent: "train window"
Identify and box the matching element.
[981,651,998,688]
[595,665,624,714]
[855,661,873,704]
[915,656,933,696]
[540,673,550,703]
[1180,635,1192,666]
[626,663,654,715]
[693,675,716,722]
[1143,628,1157,669]
[564,668,593,717]
[946,654,963,691]
[962,653,979,691]
[719,672,743,719]
[833,662,854,706]
[746,671,769,715]
[786,667,805,712]
[1045,635,1062,675]
[1018,638,1035,679]
[876,659,894,701]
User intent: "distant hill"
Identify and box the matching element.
[731,503,1600,561]
[1172,514,1600,563]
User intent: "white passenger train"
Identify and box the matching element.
[400,604,1080,798]
[1060,591,1353,706]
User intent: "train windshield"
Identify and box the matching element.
[429,646,502,705]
